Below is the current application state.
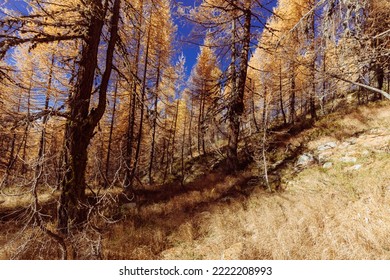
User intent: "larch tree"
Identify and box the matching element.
[120,0,151,190]
[186,0,274,171]
[188,34,221,157]
[58,0,121,233]
[0,0,121,233]
[145,0,176,184]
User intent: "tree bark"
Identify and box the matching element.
[21,76,33,174]
[330,74,390,100]
[148,57,161,184]
[279,62,287,125]
[128,12,152,191]
[262,86,268,128]
[309,10,317,120]
[105,80,118,188]
[35,55,54,183]
[226,8,251,171]
[58,0,120,234]
[188,99,194,159]
[201,89,206,155]
[197,88,205,156]
[181,114,187,186]
[125,0,143,190]
[289,61,296,124]
[170,100,180,173]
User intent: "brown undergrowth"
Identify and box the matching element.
[103,101,390,260]
[2,101,390,259]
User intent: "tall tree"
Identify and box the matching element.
[188,34,221,156]
[187,0,272,170]
[58,0,121,233]
[0,0,123,240]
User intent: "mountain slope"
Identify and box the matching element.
[160,101,390,259]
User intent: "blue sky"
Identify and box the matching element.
[173,0,200,77]
[3,0,277,78]
[1,0,29,14]
[2,0,198,76]
[173,0,278,78]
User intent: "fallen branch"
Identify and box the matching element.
[329,74,390,101]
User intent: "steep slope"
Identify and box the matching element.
[2,101,390,260]
[160,101,390,259]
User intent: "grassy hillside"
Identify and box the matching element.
[102,101,390,260]
[160,102,390,259]
[2,101,390,259]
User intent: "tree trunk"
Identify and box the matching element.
[279,62,287,125]
[58,0,119,234]
[197,92,203,156]
[250,79,260,132]
[261,94,270,192]
[148,57,161,185]
[170,100,180,173]
[289,62,296,124]
[262,86,268,128]
[35,55,54,183]
[309,10,317,120]
[105,80,118,188]
[197,87,206,156]
[188,99,194,159]
[181,114,187,186]
[125,0,143,190]
[161,123,169,183]
[201,90,206,155]
[376,65,384,94]
[128,12,152,191]
[226,9,251,171]
[21,76,33,174]
[322,52,327,112]
[161,119,173,184]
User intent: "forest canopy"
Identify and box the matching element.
[0,0,389,259]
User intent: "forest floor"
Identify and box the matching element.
[104,100,390,260]
[1,100,390,259]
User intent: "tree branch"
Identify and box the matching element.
[329,74,390,100]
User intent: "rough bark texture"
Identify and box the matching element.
[58,0,120,234]
[226,9,251,171]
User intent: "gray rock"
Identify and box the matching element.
[296,153,315,167]
[322,162,333,169]
[340,156,357,163]
[351,164,362,170]
[317,153,330,163]
[317,142,337,151]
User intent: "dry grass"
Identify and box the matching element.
[0,188,56,211]
[102,172,253,259]
[160,155,390,259]
[159,101,390,260]
[2,101,390,260]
